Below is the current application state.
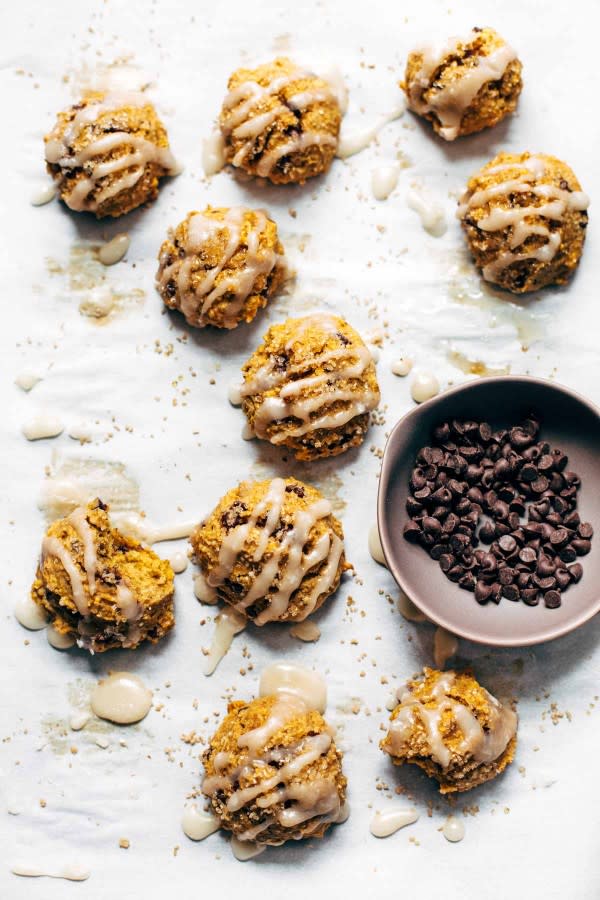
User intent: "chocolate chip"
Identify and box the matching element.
[536,555,556,577]
[474,581,492,603]
[502,584,520,602]
[509,427,534,449]
[522,588,540,606]
[533,575,556,591]
[555,569,571,590]
[439,554,455,572]
[422,516,442,535]
[447,565,464,583]
[549,528,569,548]
[406,497,424,517]
[498,535,517,555]
[431,487,452,505]
[559,546,577,564]
[578,522,594,539]
[442,513,460,534]
[572,539,591,556]
[518,547,537,566]
[544,590,562,609]
[520,463,538,483]
[499,567,516,586]
[414,486,431,501]
[403,521,422,543]
[479,521,496,544]
[531,476,550,494]
[568,563,583,583]
[492,500,510,520]
[537,454,554,472]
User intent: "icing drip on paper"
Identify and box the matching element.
[91,672,152,724]
[370,806,419,837]
[259,662,327,712]
[182,805,220,841]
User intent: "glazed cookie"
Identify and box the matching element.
[156,206,286,329]
[31,499,174,652]
[458,152,589,292]
[219,57,342,184]
[237,314,380,460]
[44,91,178,217]
[403,27,522,140]
[381,668,517,793]
[202,693,347,844]
[190,477,345,624]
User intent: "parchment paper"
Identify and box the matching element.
[2,2,600,898]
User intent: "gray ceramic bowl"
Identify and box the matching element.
[377,376,600,646]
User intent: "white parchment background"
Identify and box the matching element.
[1,1,600,898]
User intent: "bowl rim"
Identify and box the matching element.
[377,375,600,647]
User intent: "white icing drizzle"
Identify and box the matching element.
[411,371,440,404]
[387,672,517,770]
[442,815,465,842]
[368,523,386,566]
[370,806,419,837]
[203,478,342,625]
[15,371,42,391]
[397,591,429,623]
[228,382,243,405]
[69,711,90,731]
[194,572,218,604]
[158,207,283,329]
[408,32,517,140]
[202,131,227,176]
[203,692,341,842]
[371,164,400,200]
[221,66,338,176]
[241,313,379,443]
[91,672,152,724]
[203,607,247,676]
[336,104,405,159]
[41,534,88,616]
[46,625,75,649]
[79,285,114,318]
[169,551,188,574]
[22,414,64,441]
[259,662,327,712]
[30,183,57,206]
[117,513,196,544]
[433,626,458,669]
[407,189,447,237]
[289,621,321,642]
[457,155,589,283]
[14,596,49,630]
[67,507,98,595]
[230,836,266,861]
[391,357,413,377]
[45,92,179,212]
[98,234,130,266]
[182,805,220,841]
[11,863,90,881]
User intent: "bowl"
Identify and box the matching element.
[377,376,600,647]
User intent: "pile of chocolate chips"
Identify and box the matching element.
[403,415,593,608]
